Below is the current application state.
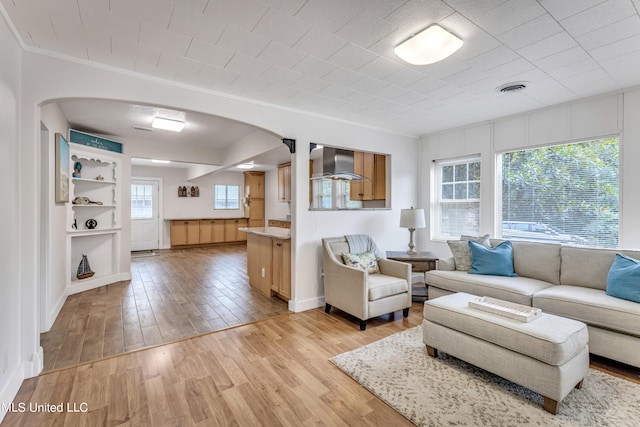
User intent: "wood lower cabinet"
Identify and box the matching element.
[246,233,291,301]
[267,220,291,229]
[171,218,248,247]
[271,238,291,300]
[171,220,200,246]
[199,219,225,244]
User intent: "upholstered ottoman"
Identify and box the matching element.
[423,292,589,414]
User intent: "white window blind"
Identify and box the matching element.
[214,184,240,210]
[500,137,619,248]
[434,157,480,239]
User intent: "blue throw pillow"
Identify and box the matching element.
[468,240,517,277]
[606,254,640,303]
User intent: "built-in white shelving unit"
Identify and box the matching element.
[66,142,124,294]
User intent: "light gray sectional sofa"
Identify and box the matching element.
[425,240,640,368]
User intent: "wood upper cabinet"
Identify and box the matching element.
[351,151,386,201]
[244,171,265,227]
[277,163,291,202]
[244,171,265,198]
[171,220,200,246]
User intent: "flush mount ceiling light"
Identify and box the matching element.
[151,117,185,132]
[237,162,255,169]
[394,24,463,65]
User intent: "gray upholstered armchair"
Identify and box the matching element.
[322,236,412,330]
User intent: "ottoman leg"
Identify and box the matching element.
[426,345,438,358]
[575,379,584,389]
[543,397,560,415]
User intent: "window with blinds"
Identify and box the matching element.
[500,137,619,248]
[434,157,481,239]
[214,184,240,210]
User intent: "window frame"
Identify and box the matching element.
[214,184,241,210]
[433,155,481,240]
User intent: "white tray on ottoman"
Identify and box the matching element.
[423,292,589,414]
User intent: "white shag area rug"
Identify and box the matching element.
[330,325,640,426]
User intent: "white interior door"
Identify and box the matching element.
[131,179,159,251]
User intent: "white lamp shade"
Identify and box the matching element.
[400,208,426,229]
[394,24,463,65]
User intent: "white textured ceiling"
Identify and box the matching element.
[4,0,640,136]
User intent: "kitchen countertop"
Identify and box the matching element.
[239,227,290,239]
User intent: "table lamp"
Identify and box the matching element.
[400,207,426,255]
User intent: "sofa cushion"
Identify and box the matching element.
[469,241,516,277]
[534,285,640,337]
[425,270,554,306]
[368,274,408,301]
[447,234,491,271]
[342,251,379,274]
[606,254,640,303]
[512,241,561,285]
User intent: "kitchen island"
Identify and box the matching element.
[239,227,291,301]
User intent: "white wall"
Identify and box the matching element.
[132,165,246,248]
[17,51,417,336]
[419,90,640,259]
[265,167,291,222]
[39,103,70,331]
[0,10,25,422]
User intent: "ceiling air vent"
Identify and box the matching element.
[496,82,527,93]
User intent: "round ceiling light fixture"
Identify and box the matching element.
[496,82,528,93]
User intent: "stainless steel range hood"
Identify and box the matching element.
[314,147,367,180]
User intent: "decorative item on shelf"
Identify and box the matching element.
[95,174,104,181]
[85,218,98,229]
[190,186,196,197]
[72,196,103,205]
[72,161,82,178]
[76,254,95,280]
[399,206,426,255]
[72,219,77,229]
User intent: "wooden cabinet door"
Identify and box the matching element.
[171,220,199,246]
[361,152,375,200]
[186,221,200,245]
[244,172,265,198]
[351,151,364,200]
[224,219,242,241]
[199,220,214,244]
[237,218,248,241]
[373,154,386,200]
[171,221,188,246]
[278,163,291,202]
[248,198,264,226]
[213,219,225,243]
[271,238,291,300]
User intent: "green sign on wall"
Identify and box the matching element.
[69,130,123,153]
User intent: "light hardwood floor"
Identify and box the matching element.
[7,245,640,426]
[5,306,422,426]
[41,244,289,371]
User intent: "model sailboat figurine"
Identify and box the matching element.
[76,254,95,279]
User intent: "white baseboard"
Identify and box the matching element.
[289,296,325,313]
[23,347,43,378]
[44,293,67,332]
[0,362,26,423]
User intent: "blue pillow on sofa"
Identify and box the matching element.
[606,254,640,303]
[468,240,517,277]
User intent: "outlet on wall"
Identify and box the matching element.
[261,268,265,278]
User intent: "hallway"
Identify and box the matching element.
[40,244,289,371]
